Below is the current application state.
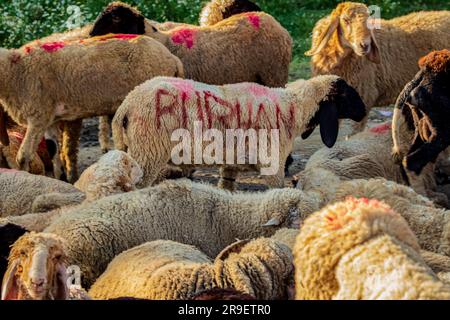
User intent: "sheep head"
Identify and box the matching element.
[401,50,450,174]
[300,76,366,147]
[294,197,419,300]
[306,2,380,64]
[2,232,69,300]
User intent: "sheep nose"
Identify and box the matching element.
[31,278,45,288]
[360,42,369,52]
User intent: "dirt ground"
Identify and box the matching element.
[78,107,394,191]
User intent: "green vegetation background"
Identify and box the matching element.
[0,0,449,78]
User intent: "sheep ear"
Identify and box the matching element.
[54,263,69,300]
[262,217,281,227]
[367,29,381,64]
[215,240,251,262]
[1,259,19,300]
[318,100,339,148]
[0,107,9,146]
[305,16,340,56]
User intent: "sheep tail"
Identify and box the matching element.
[0,106,10,146]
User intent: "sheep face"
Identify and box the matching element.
[403,50,450,174]
[2,233,68,300]
[302,78,367,147]
[306,2,380,64]
[90,2,146,37]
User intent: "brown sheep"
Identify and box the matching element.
[307,2,450,134]
[0,34,183,182]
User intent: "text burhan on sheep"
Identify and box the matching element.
[171,121,280,176]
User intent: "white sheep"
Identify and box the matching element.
[112,75,366,188]
[42,179,317,287]
[88,238,292,300]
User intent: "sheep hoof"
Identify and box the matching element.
[16,156,29,172]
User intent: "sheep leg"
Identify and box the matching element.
[218,166,238,191]
[62,120,82,184]
[99,116,112,154]
[16,122,46,172]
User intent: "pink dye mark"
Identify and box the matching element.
[168,78,195,100]
[40,41,66,53]
[246,13,260,30]
[247,83,279,103]
[369,122,391,134]
[9,131,47,151]
[112,34,139,40]
[0,168,19,173]
[24,46,33,54]
[171,29,196,49]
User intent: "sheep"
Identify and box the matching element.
[420,250,450,285]
[112,75,366,188]
[294,197,450,300]
[74,150,143,202]
[392,49,450,205]
[295,122,448,206]
[1,232,70,300]
[330,178,450,257]
[88,238,292,300]
[0,170,84,217]
[199,0,261,27]
[90,6,292,88]
[0,223,28,298]
[42,179,317,287]
[0,117,58,176]
[0,151,143,231]
[306,2,450,134]
[0,34,183,183]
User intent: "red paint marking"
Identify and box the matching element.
[10,53,21,64]
[111,34,139,40]
[195,91,204,124]
[9,131,47,151]
[203,91,214,129]
[209,93,235,127]
[369,122,391,134]
[171,29,196,49]
[0,168,19,173]
[275,104,281,129]
[235,102,241,128]
[244,101,253,129]
[255,103,266,129]
[155,89,178,129]
[245,13,261,30]
[40,41,66,53]
[24,46,33,54]
[180,92,189,128]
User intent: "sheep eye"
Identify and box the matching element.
[17,265,23,273]
[151,26,158,33]
[53,254,62,260]
[123,115,128,130]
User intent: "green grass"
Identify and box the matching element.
[0,0,448,79]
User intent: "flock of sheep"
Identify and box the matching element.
[0,0,450,300]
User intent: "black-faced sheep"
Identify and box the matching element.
[112,75,366,188]
[392,49,450,205]
[294,197,450,300]
[306,2,450,134]
[0,34,183,182]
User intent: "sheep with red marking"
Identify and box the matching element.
[0,34,183,180]
[306,2,450,134]
[90,6,292,88]
[392,49,450,206]
[294,197,450,300]
[112,75,366,189]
